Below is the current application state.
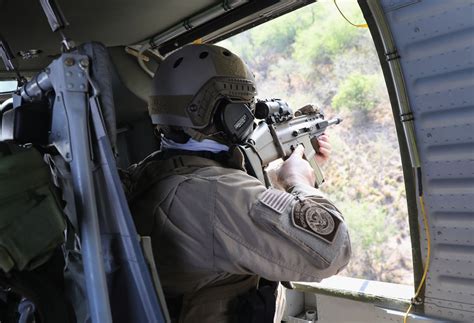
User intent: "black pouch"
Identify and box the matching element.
[236,279,277,323]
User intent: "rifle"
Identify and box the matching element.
[240,99,342,188]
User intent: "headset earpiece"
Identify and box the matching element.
[217,100,255,143]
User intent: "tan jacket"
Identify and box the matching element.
[129,152,351,323]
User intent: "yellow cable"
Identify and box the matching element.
[333,0,368,28]
[403,195,431,323]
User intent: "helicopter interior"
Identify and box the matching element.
[0,0,473,322]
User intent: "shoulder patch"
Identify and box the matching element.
[259,188,295,214]
[292,199,341,243]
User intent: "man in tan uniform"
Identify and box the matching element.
[129,44,351,322]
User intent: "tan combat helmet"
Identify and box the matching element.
[148,44,257,138]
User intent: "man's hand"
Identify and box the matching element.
[311,134,332,165]
[276,145,316,190]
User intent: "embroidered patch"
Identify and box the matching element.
[260,189,295,214]
[292,199,341,243]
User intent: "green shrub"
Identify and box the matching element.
[292,4,362,64]
[340,201,392,250]
[251,12,313,55]
[332,73,378,112]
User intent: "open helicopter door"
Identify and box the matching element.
[278,1,473,322]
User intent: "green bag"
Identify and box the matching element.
[0,146,65,273]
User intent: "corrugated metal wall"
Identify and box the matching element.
[381,0,474,321]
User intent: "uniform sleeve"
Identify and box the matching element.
[212,171,351,282]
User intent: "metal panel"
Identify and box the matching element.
[380,0,474,321]
[0,0,219,72]
[303,293,446,323]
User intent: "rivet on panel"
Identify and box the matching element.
[79,59,89,68]
[64,57,74,66]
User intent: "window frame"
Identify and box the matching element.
[210,0,423,305]
[296,0,423,303]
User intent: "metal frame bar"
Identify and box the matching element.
[155,0,314,55]
[17,47,167,323]
[359,0,425,298]
[47,53,113,322]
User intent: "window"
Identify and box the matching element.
[0,80,17,93]
[218,0,413,287]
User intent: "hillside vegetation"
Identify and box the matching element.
[219,0,413,285]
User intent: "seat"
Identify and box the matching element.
[107,46,160,168]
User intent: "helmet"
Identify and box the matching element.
[148,44,257,142]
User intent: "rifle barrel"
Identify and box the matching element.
[327,117,343,126]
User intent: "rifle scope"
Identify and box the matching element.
[255,99,292,120]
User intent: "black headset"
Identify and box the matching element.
[215,99,255,144]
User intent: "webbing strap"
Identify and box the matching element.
[126,154,224,202]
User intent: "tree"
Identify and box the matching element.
[332,73,379,113]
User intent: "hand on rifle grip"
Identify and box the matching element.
[276,144,316,190]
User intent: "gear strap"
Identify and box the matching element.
[124,152,225,203]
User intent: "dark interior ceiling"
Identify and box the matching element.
[0,0,217,73]
[0,0,314,76]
